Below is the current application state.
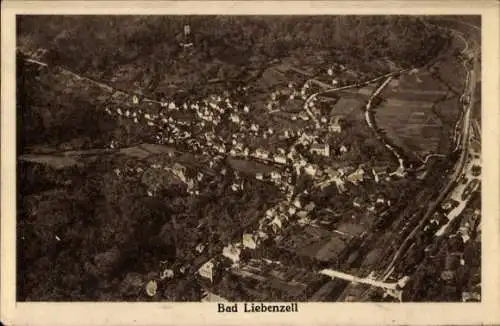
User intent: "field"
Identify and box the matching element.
[374,67,462,160]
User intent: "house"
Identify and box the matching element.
[265,208,276,218]
[274,155,287,165]
[257,230,269,241]
[254,148,269,160]
[329,116,345,133]
[160,268,175,280]
[347,168,365,185]
[372,168,380,183]
[269,216,283,233]
[201,291,228,302]
[334,177,347,193]
[222,244,241,265]
[297,213,312,226]
[172,163,187,183]
[198,260,215,282]
[462,291,481,302]
[132,95,139,104]
[196,243,206,253]
[304,202,316,212]
[271,171,281,181]
[304,164,317,176]
[293,198,302,209]
[352,198,362,208]
[230,114,240,124]
[243,233,258,249]
[310,143,330,157]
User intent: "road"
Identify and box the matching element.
[319,269,404,301]
[19,50,160,105]
[303,69,409,130]
[380,18,479,281]
[362,76,408,176]
[337,18,480,301]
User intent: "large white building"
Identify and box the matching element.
[310,143,330,157]
[198,260,215,282]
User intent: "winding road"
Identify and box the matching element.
[380,18,479,281]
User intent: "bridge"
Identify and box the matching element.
[319,269,409,301]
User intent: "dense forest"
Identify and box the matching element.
[18,156,283,300]
[17,16,450,76]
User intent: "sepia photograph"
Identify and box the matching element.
[15,13,483,303]
[2,1,500,326]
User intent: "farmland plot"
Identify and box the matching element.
[374,69,453,159]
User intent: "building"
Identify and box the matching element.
[293,198,302,209]
[270,171,281,181]
[329,116,345,133]
[230,113,240,124]
[310,143,330,157]
[304,164,317,177]
[274,155,287,165]
[201,290,228,302]
[269,216,283,233]
[254,148,269,160]
[222,244,241,265]
[171,163,187,183]
[347,168,365,185]
[353,198,362,208]
[243,233,258,249]
[196,243,206,253]
[182,24,194,48]
[161,268,175,280]
[304,202,316,212]
[198,260,215,282]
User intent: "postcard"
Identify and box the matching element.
[2,1,499,325]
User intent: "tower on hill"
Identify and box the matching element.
[182,24,194,48]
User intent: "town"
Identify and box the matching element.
[17,15,481,303]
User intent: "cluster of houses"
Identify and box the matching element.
[103,65,356,189]
[112,158,208,198]
[196,193,319,283]
[99,64,411,299]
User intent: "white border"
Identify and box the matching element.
[2,1,499,326]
